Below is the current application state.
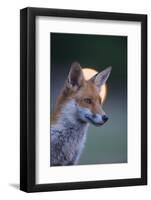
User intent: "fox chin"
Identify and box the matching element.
[50,62,112,166]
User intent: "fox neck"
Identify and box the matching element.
[51,99,89,165]
[52,99,89,132]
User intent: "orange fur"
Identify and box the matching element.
[51,80,102,124]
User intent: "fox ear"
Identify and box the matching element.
[66,62,84,90]
[91,66,112,90]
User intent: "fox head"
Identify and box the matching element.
[56,62,112,126]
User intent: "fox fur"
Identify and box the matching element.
[50,62,111,166]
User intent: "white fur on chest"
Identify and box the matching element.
[51,100,89,165]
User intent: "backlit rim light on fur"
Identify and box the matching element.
[82,68,107,103]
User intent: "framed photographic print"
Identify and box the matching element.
[20,7,147,192]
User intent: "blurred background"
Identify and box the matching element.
[50,32,127,165]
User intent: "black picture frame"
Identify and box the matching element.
[20,7,147,192]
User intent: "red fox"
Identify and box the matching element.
[51,62,112,166]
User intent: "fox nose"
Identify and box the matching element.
[102,115,108,122]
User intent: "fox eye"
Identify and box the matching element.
[84,98,92,104]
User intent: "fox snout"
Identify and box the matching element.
[85,113,108,126]
[77,105,108,126]
[102,115,108,122]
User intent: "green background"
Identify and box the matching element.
[50,33,127,165]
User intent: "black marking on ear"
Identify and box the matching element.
[89,72,99,82]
